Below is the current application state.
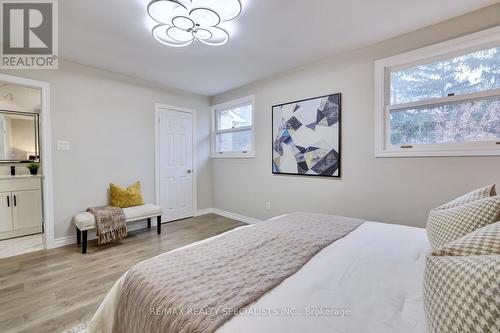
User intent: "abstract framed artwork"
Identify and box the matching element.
[272,93,341,177]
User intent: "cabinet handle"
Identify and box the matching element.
[6,196,9,208]
[13,195,16,207]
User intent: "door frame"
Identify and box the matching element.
[154,103,197,223]
[0,73,54,249]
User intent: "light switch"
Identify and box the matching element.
[56,140,70,151]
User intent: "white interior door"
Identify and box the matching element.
[158,108,193,222]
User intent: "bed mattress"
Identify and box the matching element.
[87,219,431,333]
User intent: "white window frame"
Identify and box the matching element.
[210,95,255,158]
[374,26,500,157]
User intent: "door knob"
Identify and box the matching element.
[186,169,192,174]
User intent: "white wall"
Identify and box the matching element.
[210,5,500,228]
[1,60,212,239]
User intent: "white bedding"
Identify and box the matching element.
[87,220,431,333]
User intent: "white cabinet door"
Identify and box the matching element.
[12,190,43,232]
[0,192,13,233]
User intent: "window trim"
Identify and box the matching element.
[210,95,255,158]
[374,26,500,157]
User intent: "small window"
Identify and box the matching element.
[211,96,255,158]
[375,27,500,157]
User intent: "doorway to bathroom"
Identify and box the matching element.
[0,74,53,258]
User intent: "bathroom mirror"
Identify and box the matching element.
[0,110,39,163]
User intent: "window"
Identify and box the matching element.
[211,96,255,158]
[375,27,500,157]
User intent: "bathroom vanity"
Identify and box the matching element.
[0,175,43,240]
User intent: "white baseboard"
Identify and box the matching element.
[53,235,75,247]
[53,219,154,248]
[194,208,214,217]
[53,210,260,249]
[196,208,261,225]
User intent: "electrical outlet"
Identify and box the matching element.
[56,140,70,151]
[265,201,271,210]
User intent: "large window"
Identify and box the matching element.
[375,27,500,157]
[211,96,255,158]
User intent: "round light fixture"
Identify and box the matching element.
[192,28,212,41]
[189,8,220,27]
[147,0,186,25]
[152,24,194,47]
[198,27,229,46]
[172,16,194,30]
[147,0,241,47]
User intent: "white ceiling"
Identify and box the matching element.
[0,84,41,112]
[59,0,499,96]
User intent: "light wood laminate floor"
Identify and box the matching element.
[0,214,246,333]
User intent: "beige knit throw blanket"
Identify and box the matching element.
[87,206,127,245]
[114,212,364,333]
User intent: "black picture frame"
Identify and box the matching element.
[272,93,341,178]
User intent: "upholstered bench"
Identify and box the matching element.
[73,204,163,254]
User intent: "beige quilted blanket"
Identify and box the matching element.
[114,212,364,333]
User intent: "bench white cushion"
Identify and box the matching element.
[73,204,163,231]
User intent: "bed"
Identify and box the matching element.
[86,213,431,333]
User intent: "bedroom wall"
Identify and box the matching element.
[1,60,212,239]
[210,4,500,228]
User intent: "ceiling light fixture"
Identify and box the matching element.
[148,0,242,47]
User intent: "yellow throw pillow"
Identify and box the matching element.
[110,181,145,208]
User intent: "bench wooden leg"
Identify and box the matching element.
[82,230,87,254]
[76,227,81,245]
[157,216,162,235]
[147,217,151,229]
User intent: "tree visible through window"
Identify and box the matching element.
[390,97,499,145]
[388,46,500,146]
